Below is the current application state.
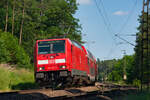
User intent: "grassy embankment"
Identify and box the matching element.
[0,64,38,91]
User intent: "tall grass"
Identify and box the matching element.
[0,66,38,91]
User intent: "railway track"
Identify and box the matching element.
[0,82,137,100]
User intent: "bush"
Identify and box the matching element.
[0,41,11,62]
[0,32,31,69]
[108,71,122,82]
[133,79,141,88]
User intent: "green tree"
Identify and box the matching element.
[0,0,82,64]
[97,59,117,81]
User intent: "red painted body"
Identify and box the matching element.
[34,38,97,85]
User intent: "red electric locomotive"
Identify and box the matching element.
[34,38,97,86]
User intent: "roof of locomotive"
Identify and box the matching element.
[36,38,69,42]
[36,38,96,61]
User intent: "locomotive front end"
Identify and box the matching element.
[34,39,70,86]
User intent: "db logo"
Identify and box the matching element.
[49,60,55,64]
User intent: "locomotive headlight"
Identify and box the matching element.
[39,67,42,70]
[60,66,66,69]
[62,66,66,69]
[39,67,45,70]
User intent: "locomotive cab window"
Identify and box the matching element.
[38,40,65,54]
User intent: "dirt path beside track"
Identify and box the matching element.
[0,82,137,100]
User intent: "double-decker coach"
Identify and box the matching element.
[34,38,97,86]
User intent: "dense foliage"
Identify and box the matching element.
[0,0,82,68]
[97,55,136,84]
[97,58,117,81]
[0,31,31,68]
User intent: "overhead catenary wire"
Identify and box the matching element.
[98,0,112,33]
[105,0,138,59]
[94,0,138,60]
[118,0,138,35]
[99,0,127,59]
[115,34,135,46]
[94,0,121,59]
[94,0,116,43]
[114,0,138,58]
[114,0,137,58]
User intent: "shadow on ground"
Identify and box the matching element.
[0,92,50,100]
[66,89,85,94]
[11,82,39,90]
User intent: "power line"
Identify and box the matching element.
[99,0,127,59]
[98,0,113,33]
[112,0,138,60]
[105,0,138,59]
[94,0,116,42]
[118,0,138,34]
[94,0,121,59]
[94,0,138,59]
[115,34,135,46]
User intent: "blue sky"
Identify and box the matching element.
[75,0,142,60]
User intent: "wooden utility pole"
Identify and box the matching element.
[141,0,150,90]
[122,50,127,81]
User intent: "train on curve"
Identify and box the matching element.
[34,38,98,87]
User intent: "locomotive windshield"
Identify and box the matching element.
[38,40,65,54]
